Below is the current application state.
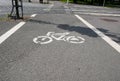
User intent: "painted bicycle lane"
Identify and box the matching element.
[0,14,120,81]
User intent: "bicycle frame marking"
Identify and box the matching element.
[33,32,85,44]
[47,32,69,40]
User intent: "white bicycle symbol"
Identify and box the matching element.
[33,32,85,44]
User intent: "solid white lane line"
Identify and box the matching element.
[0,14,37,44]
[75,14,120,53]
[0,22,26,44]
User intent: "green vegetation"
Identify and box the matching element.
[61,0,120,7]
[61,0,73,3]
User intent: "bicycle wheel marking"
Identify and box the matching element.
[66,36,85,44]
[33,32,85,44]
[33,36,53,44]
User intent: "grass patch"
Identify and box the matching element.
[60,0,120,8]
[0,15,31,22]
[60,0,73,3]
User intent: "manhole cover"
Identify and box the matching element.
[101,18,118,22]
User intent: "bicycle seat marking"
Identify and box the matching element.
[33,32,85,44]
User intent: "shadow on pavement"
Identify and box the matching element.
[28,19,98,37]
[98,28,120,43]
[28,19,120,43]
[58,24,98,38]
[58,24,120,43]
[28,19,56,25]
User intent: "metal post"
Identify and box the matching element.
[10,0,23,19]
[39,0,43,3]
[20,0,23,18]
[66,0,69,5]
[103,0,105,7]
[15,0,20,18]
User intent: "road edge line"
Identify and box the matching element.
[75,14,120,53]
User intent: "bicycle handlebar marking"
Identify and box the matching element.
[33,32,85,44]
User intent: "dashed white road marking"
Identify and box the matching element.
[31,14,37,17]
[0,14,37,44]
[75,14,120,53]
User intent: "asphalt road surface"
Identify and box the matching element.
[0,1,120,81]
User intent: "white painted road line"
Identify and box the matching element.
[31,14,37,17]
[75,12,120,17]
[0,14,37,44]
[75,14,120,53]
[44,4,54,11]
[0,22,26,44]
